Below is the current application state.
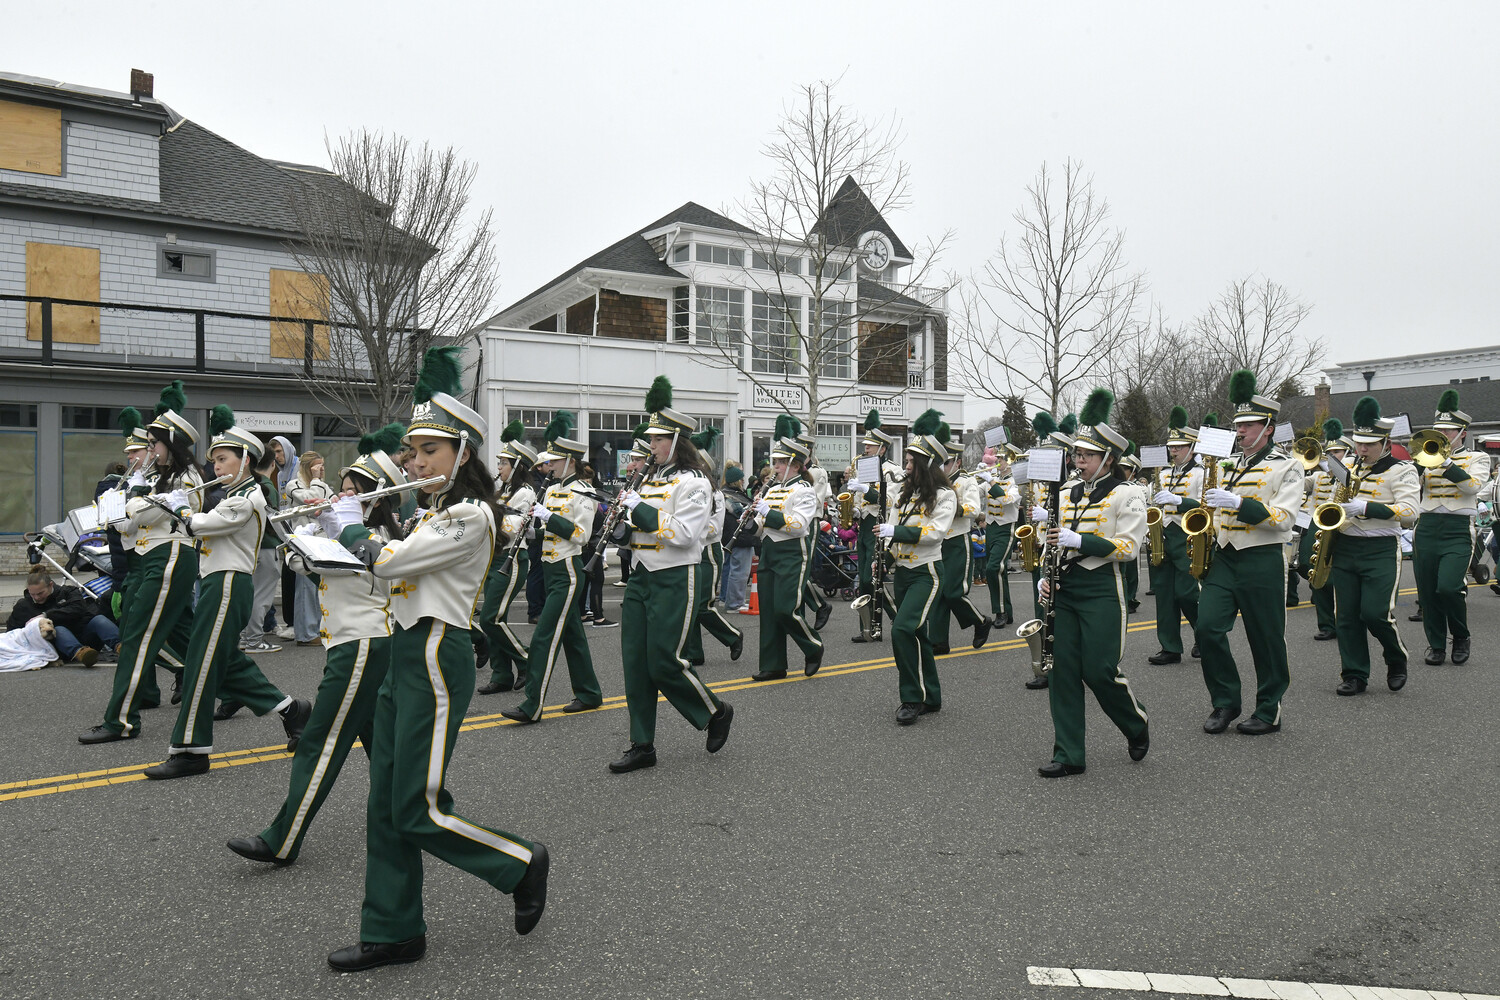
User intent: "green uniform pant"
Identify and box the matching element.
[102,542,198,737]
[1298,528,1336,632]
[1413,513,1474,649]
[1048,563,1149,767]
[1197,543,1290,725]
[480,550,529,686]
[801,524,830,617]
[171,570,288,751]
[683,543,742,662]
[519,556,602,720]
[930,533,984,648]
[892,563,942,707]
[758,535,824,674]
[1124,558,1139,607]
[984,522,1014,619]
[118,550,188,705]
[261,635,390,861]
[1331,533,1408,681]
[622,563,722,745]
[857,514,877,592]
[361,619,537,943]
[1152,522,1200,654]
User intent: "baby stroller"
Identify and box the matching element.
[28,502,115,607]
[811,521,859,601]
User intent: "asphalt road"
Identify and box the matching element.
[1,566,1496,1000]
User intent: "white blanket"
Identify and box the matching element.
[0,618,60,673]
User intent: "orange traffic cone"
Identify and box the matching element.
[743,557,759,615]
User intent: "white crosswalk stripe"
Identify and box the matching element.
[1025,967,1500,1000]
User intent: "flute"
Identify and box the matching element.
[268,475,448,523]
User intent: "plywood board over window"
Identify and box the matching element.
[269,268,330,360]
[26,242,100,344]
[0,100,62,175]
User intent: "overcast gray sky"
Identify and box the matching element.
[24,1,1500,415]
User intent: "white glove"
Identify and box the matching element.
[1342,499,1368,518]
[1032,505,1049,525]
[1153,490,1182,508]
[876,523,895,539]
[847,480,869,495]
[316,511,341,538]
[1038,578,1052,600]
[1055,528,1083,549]
[975,470,993,483]
[532,503,550,521]
[753,499,771,516]
[293,522,321,537]
[330,495,365,530]
[618,490,642,512]
[127,470,148,489]
[163,489,190,513]
[1205,488,1242,511]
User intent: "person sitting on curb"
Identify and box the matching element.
[6,568,116,667]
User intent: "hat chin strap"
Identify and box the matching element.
[435,431,469,504]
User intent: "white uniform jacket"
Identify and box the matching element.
[189,478,266,577]
[1057,475,1148,573]
[947,471,983,538]
[1419,447,1493,516]
[887,488,956,569]
[497,482,537,554]
[121,467,205,554]
[353,497,496,631]
[1341,455,1420,536]
[628,465,712,572]
[983,473,1019,526]
[288,525,394,648]
[1211,448,1303,550]
[540,475,596,563]
[757,475,819,544]
[1159,461,1206,530]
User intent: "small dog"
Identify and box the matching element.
[35,616,55,641]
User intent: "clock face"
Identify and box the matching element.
[858,231,893,273]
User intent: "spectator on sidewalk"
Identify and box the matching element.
[720,464,756,611]
[238,450,283,654]
[287,451,332,646]
[6,568,117,666]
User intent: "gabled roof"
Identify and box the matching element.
[1282,381,1500,429]
[812,176,912,261]
[858,278,926,311]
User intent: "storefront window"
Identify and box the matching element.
[0,430,37,534]
[313,440,361,485]
[62,432,122,514]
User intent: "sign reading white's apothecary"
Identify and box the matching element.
[859,393,905,420]
[753,384,805,411]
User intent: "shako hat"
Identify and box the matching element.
[770,414,810,462]
[147,380,199,445]
[405,346,486,447]
[1073,389,1128,455]
[1166,406,1198,447]
[643,376,696,436]
[906,409,946,463]
[1349,396,1394,444]
[1432,389,1471,431]
[343,422,408,488]
[1229,369,1280,424]
[118,406,150,453]
[536,411,585,463]
[497,420,539,468]
[207,405,264,460]
[862,408,895,450]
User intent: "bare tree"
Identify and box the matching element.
[1194,276,1323,404]
[283,130,500,426]
[951,159,1145,413]
[693,79,953,428]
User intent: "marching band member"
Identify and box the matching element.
[980,444,1020,627]
[1022,412,1063,692]
[929,431,993,653]
[681,425,746,667]
[503,412,604,722]
[227,425,407,864]
[750,416,825,681]
[796,427,834,633]
[883,410,955,725]
[1331,397,1419,695]
[1147,408,1204,663]
[477,422,538,695]
[144,406,311,779]
[1299,419,1349,641]
[1037,389,1149,777]
[609,397,735,773]
[1414,390,1492,666]
[81,383,204,744]
[1195,371,1302,736]
[1118,444,1145,613]
[847,410,902,643]
[327,347,548,971]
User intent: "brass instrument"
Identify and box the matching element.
[1409,429,1452,469]
[1183,455,1220,579]
[1308,461,1366,589]
[268,475,448,524]
[836,491,857,530]
[1146,468,1165,567]
[1015,481,1040,572]
[1293,436,1323,471]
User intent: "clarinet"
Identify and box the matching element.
[725,478,774,550]
[584,461,657,574]
[1039,480,1064,674]
[870,470,889,638]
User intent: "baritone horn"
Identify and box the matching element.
[1409,429,1452,469]
[1293,436,1323,470]
[837,491,856,530]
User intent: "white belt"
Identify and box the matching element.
[1423,506,1477,517]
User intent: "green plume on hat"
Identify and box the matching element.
[1352,395,1381,427]
[500,420,524,444]
[863,409,882,432]
[1058,413,1078,436]
[360,422,405,456]
[1228,369,1257,406]
[690,426,720,451]
[544,411,576,444]
[1437,389,1460,413]
[117,406,144,438]
[1322,418,1343,443]
[773,414,792,440]
[1168,405,1188,431]
[209,404,236,436]
[1203,412,1219,428]
[1079,388,1114,427]
[155,380,187,417]
[632,422,651,440]
[645,376,673,413]
[413,346,464,404]
[912,408,943,437]
[1126,440,1138,457]
[1032,412,1057,438]
[936,422,952,446]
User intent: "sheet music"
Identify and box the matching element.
[1026,448,1066,483]
[1195,426,1236,458]
[1274,421,1294,444]
[1295,510,1311,529]
[1389,413,1412,439]
[856,457,881,484]
[288,535,367,573]
[95,492,126,525]
[1010,460,1030,485]
[1327,454,1350,485]
[983,426,1008,448]
[1139,445,1170,469]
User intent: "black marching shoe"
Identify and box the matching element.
[561,699,598,713]
[1424,647,1445,665]
[227,835,292,866]
[1147,649,1182,665]
[1336,677,1367,696]
[851,632,872,643]
[1128,725,1150,761]
[170,673,183,705]
[501,707,537,724]
[214,699,243,721]
[280,698,312,753]
[1236,717,1281,735]
[729,634,744,661]
[1025,675,1049,690]
[1451,637,1471,665]
[1387,663,1408,691]
[971,616,993,649]
[143,752,210,780]
[1128,600,1141,614]
[932,643,950,656]
[895,702,923,726]
[1038,761,1086,778]
[688,657,705,667]
[804,647,823,677]
[751,669,787,682]
[328,935,426,972]
[512,673,529,691]
[1408,610,1424,622]
[477,680,507,695]
[1203,707,1241,734]
[608,743,657,773]
[78,725,137,744]
[813,602,832,632]
[1190,643,1201,658]
[705,703,734,753]
[1313,627,1337,641]
[512,842,549,935]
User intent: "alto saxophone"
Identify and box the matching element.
[1015,481,1040,572]
[1183,457,1219,579]
[1147,468,1165,567]
[1308,461,1365,590]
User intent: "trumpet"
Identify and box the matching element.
[1409,429,1452,469]
[268,475,448,523]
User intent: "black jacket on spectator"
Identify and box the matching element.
[6,584,99,633]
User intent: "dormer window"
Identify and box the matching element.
[158,245,215,282]
[695,244,743,267]
[671,245,689,264]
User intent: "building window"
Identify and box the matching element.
[820,260,853,282]
[817,300,853,380]
[588,412,648,431]
[751,252,802,275]
[157,244,216,282]
[0,404,38,427]
[0,430,37,534]
[672,286,690,344]
[507,408,555,431]
[696,285,744,352]
[695,244,744,267]
[671,245,690,264]
[61,406,122,430]
[751,292,801,375]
